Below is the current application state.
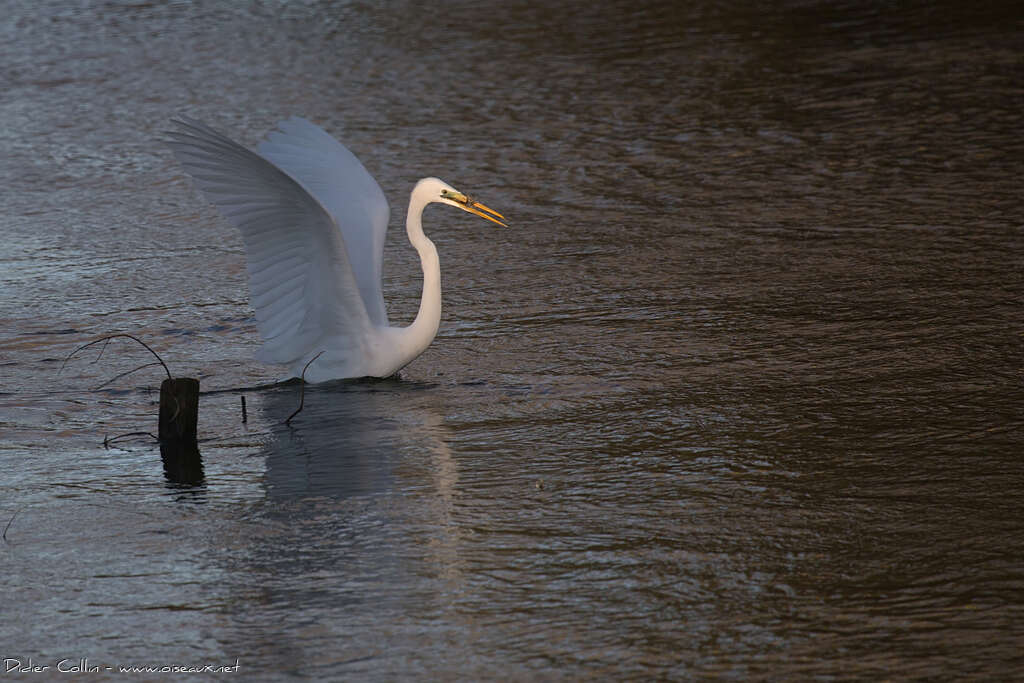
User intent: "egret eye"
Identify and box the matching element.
[441,189,469,204]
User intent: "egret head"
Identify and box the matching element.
[437,184,507,227]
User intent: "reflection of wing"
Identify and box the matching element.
[258,117,390,326]
[167,117,372,368]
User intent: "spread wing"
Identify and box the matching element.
[257,117,390,326]
[166,116,373,367]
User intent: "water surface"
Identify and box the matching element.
[1,0,1022,678]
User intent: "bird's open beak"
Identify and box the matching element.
[442,189,508,227]
[464,200,507,227]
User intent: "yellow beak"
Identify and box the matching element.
[443,188,508,227]
[464,200,507,227]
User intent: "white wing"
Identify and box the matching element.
[166,116,373,368]
[257,117,390,326]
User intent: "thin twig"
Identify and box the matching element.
[94,362,164,390]
[240,395,247,423]
[96,337,112,363]
[285,351,324,425]
[3,507,21,542]
[62,334,173,381]
[104,432,160,448]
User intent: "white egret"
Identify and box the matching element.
[166,116,506,382]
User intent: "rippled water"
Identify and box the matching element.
[2,0,1022,678]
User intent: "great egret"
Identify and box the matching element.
[166,116,506,382]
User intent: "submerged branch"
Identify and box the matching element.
[285,351,324,425]
[62,334,173,382]
[3,507,22,543]
[94,362,165,391]
[104,432,160,448]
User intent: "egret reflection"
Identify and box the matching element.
[256,380,458,503]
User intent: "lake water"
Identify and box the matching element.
[2,0,1022,679]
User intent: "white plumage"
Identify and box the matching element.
[166,116,506,382]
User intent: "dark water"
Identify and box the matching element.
[2,0,1023,678]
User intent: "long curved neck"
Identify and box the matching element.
[401,190,442,360]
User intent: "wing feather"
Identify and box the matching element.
[166,116,372,368]
[256,117,390,326]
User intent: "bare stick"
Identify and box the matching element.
[104,432,160,448]
[94,362,164,390]
[95,337,112,363]
[285,351,324,425]
[241,395,247,423]
[62,334,172,381]
[3,507,21,542]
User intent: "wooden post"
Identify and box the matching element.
[158,377,200,442]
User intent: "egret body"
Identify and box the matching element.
[167,117,505,382]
